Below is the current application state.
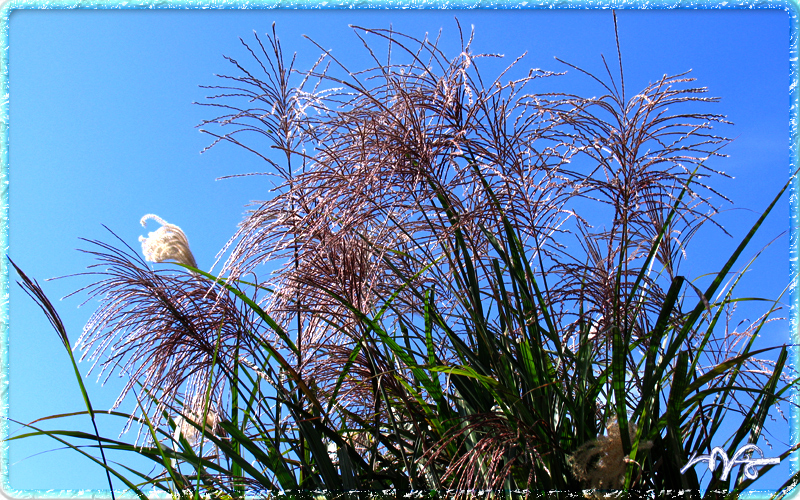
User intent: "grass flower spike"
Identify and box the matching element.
[173,409,224,448]
[139,214,197,269]
[569,420,653,490]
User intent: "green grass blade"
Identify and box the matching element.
[6,418,148,499]
[9,257,118,499]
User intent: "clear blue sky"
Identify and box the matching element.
[3,6,793,495]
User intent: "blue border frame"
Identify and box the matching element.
[0,2,796,498]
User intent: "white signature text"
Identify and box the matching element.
[680,444,779,480]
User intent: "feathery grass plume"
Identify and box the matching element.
[569,419,653,491]
[168,406,228,478]
[423,410,545,497]
[172,408,225,448]
[195,18,783,493]
[202,17,734,371]
[204,21,575,375]
[139,214,198,269]
[70,231,257,436]
[543,62,732,354]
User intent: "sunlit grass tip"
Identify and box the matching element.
[139,213,197,269]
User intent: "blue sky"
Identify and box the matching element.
[2,6,794,495]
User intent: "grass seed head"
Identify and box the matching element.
[569,419,653,490]
[139,214,198,269]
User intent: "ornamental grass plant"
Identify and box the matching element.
[7,14,800,499]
